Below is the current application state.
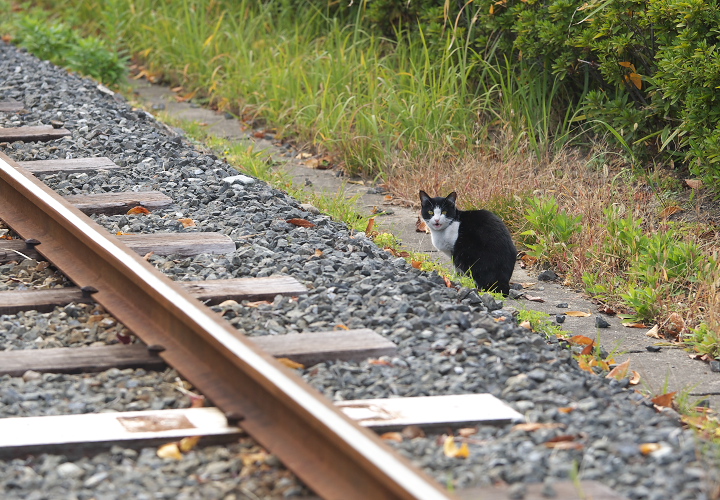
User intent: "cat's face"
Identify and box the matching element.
[419,191,458,231]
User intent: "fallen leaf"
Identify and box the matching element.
[178,218,196,227]
[598,306,617,315]
[411,260,423,269]
[402,425,426,439]
[546,434,579,443]
[580,344,595,356]
[380,432,404,442]
[416,217,429,233]
[443,276,453,288]
[622,322,648,328]
[179,435,201,453]
[175,90,197,102]
[520,320,532,330]
[685,179,703,189]
[116,231,134,235]
[651,391,676,408]
[241,451,269,466]
[127,206,150,215]
[368,358,393,366]
[629,370,641,385]
[512,422,565,432]
[314,249,324,258]
[659,205,683,219]
[334,324,349,330]
[664,312,686,337]
[365,218,376,234]
[569,335,594,346]
[277,358,305,369]
[639,443,661,455]
[520,254,538,267]
[525,295,545,303]
[558,406,575,414]
[566,311,592,317]
[458,428,478,438]
[577,356,594,373]
[143,251,154,261]
[157,442,183,460]
[545,441,584,450]
[606,359,631,380]
[244,300,272,307]
[443,436,470,458]
[287,218,316,228]
[646,325,661,338]
[116,330,133,344]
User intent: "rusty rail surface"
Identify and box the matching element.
[0,152,453,500]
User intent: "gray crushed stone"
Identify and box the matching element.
[1,41,719,500]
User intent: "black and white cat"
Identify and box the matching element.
[419,190,516,295]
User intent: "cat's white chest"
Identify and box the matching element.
[429,219,459,257]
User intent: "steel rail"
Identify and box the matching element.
[0,152,453,500]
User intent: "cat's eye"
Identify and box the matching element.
[426,210,433,215]
[442,211,447,215]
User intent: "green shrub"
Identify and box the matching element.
[12,15,127,85]
[521,196,582,265]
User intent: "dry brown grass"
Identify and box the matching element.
[384,139,720,334]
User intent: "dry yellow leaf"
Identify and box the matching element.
[443,436,470,458]
[639,443,661,455]
[241,452,269,466]
[629,370,641,385]
[178,218,196,227]
[127,206,150,215]
[645,324,661,338]
[157,442,183,460]
[519,320,532,330]
[179,435,201,453]
[685,179,703,189]
[606,359,631,380]
[380,432,404,442]
[277,357,305,370]
[659,205,683,219]
[458,428,478,438]
[565,311,592,317]
[512,422,565,432]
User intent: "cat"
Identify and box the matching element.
[419,190,516,295]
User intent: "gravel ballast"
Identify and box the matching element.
[1,42,719,500]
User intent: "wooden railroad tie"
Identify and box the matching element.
[0,329,397,376]
[17,156,123,175]
[0,99,25,113]
[0,276,308,314]
[0,232,236,263]
[0,125,71,143]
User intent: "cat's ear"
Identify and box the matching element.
[419,190,431,203]
[446,192,458,206]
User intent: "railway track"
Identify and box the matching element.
[0,138,460,497]
[2,40,716,500]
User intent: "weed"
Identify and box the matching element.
[517,309,569,339]
[521,196,582,268]
[11,14,127,85]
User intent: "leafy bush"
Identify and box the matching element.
[361,0,720,189]
[13,16,127,85]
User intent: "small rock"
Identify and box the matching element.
[537,270,557,281]
[83,471,109,488]
[300,203,320,215]
[555,302,569,308]
[56,462,84,479]
[595,316,611,328]
[22,370,42,382]
[223,174,255,185]
[710,361,720,373]
[555,314,566,324]
[508,289,525,300]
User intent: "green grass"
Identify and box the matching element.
[8,0,579,178]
